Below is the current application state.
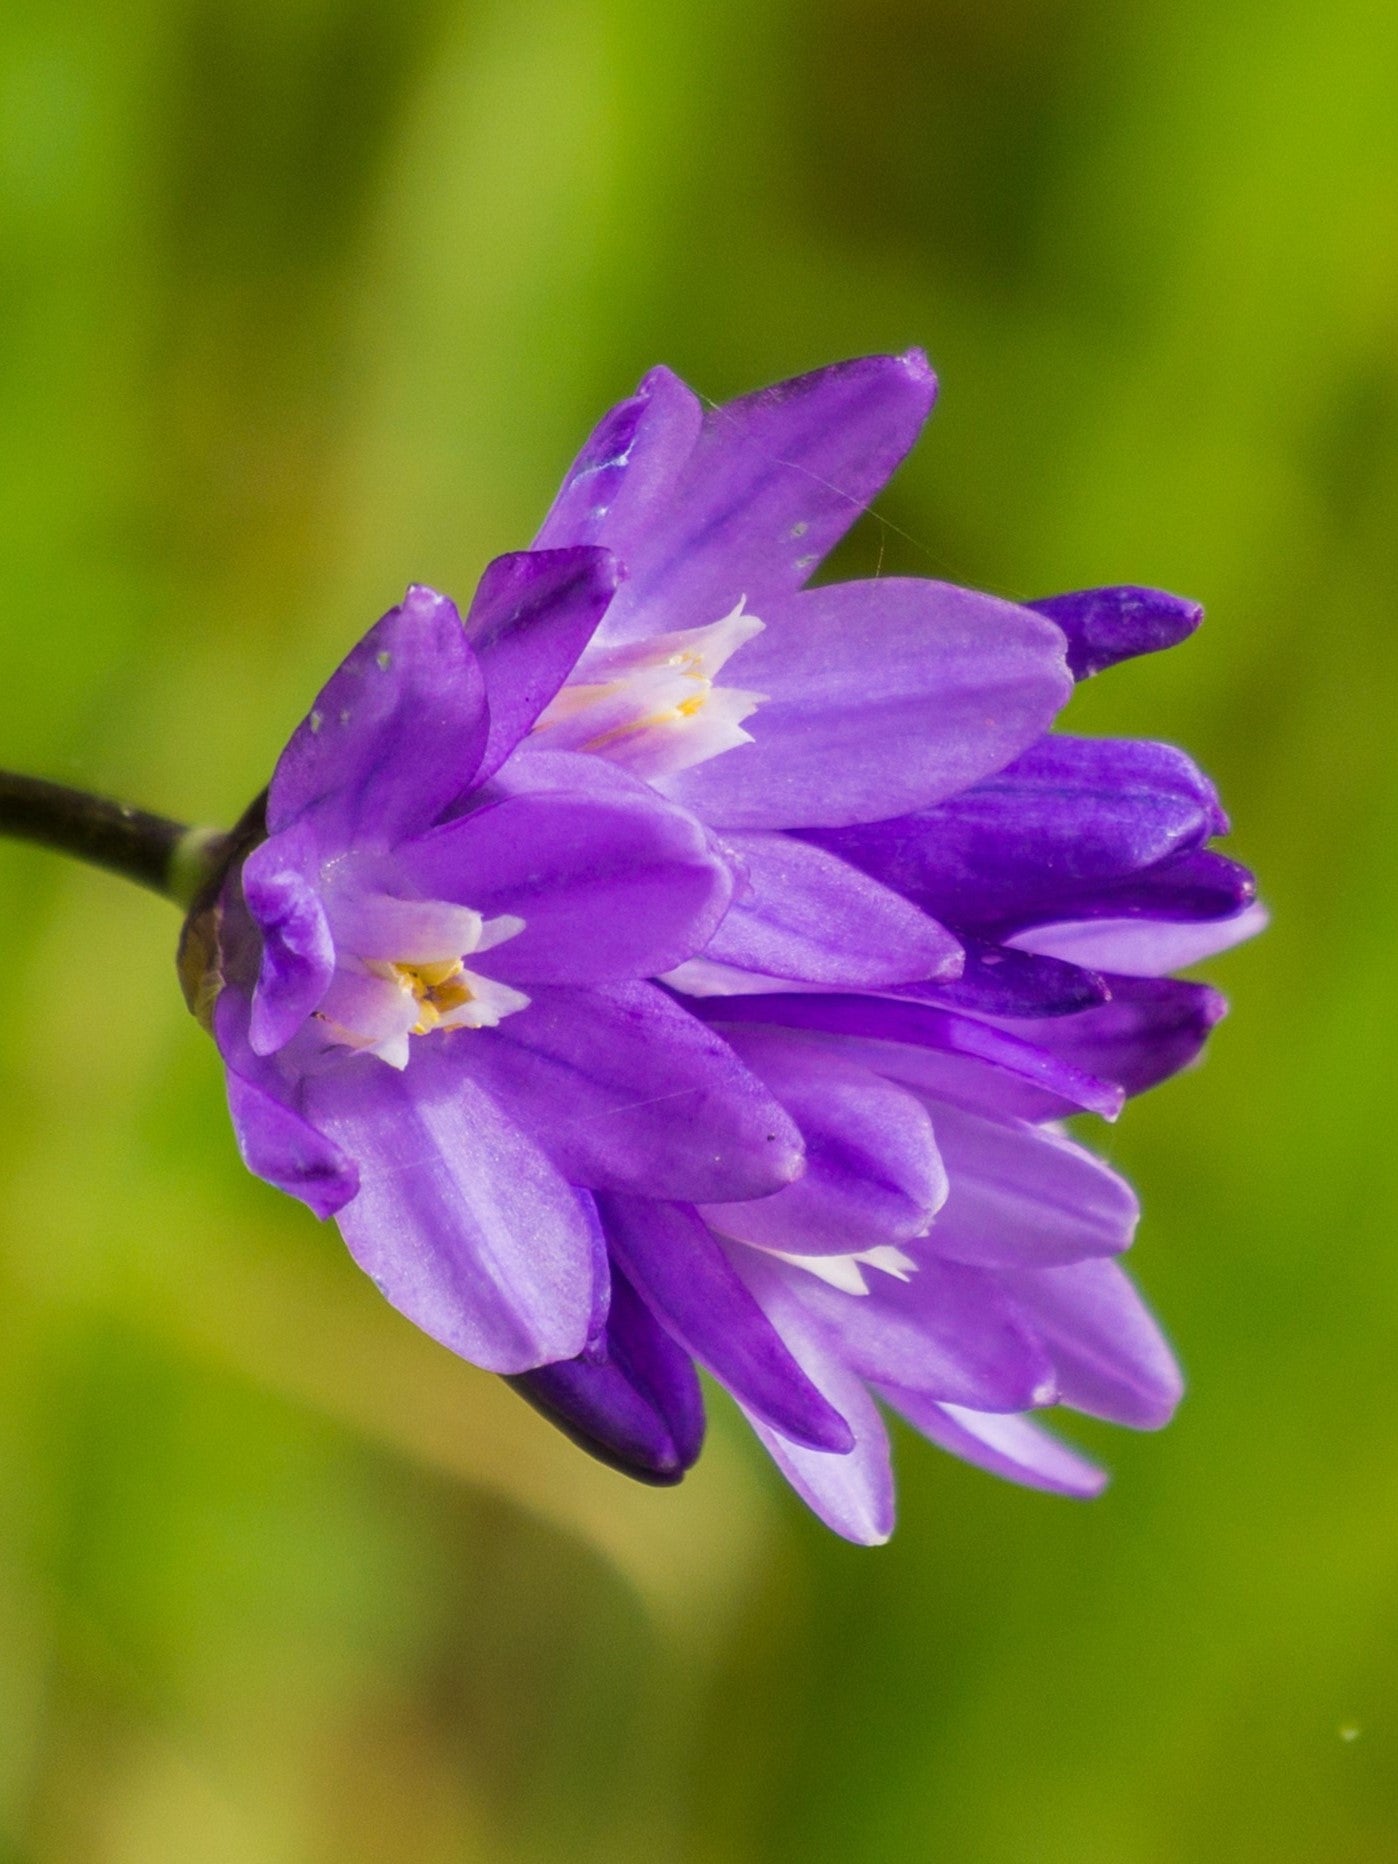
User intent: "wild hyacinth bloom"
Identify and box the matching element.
[184,557,811,1376]
[508,354,1260,1534]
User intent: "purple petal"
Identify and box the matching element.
[666,579,1071,831]
[733,1250,895,1542]
[806,736,1226,935]
[593,351,937,645]
[397,766,732,984]
[703,995,1124,1121]
[704,832,962,987]
[1010,900,1268,976]
[701,1026,945,1255]
[301,1045,604,1374]
[995,848,1257,938]
[901,940,1108,1018]
[213,990,359,1219]
[462,546,622,781]
[533,365,704,561]
[268,585,489,844]
[882,1390,1106,1497]
[464,981,805,1201]
[993,975,1229,1099]
[1004,1257,1182,1428]
[924,1103,1138,1268]
[785,1248,1059,1412]
[508,1269,704,1485]
[601,1195,855,1453]
[240,826,336,1056]
[1028,585,1203,681]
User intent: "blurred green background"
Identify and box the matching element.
[0,0,1395,1857]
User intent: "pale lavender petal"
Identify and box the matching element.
[240,826,336,1056]
[462,546,622,781]
[1028,585,1202,681]
[508,1269,704,1484]
[213,990,358,1219]
[994,976,1229,1100]
[666,579,1071,830]
[268,585,489,843]
[786,1247,1058,1412]
[701,1026,945,1255]
[807,736,1225,933]
[743,1376,893,1545]
[924,1103,1139,1268]
[595,351,937,644]
[732,1249,898,1543]
[464,981,804,1201]
[1004,1257,1182,1428]
[601,1195,855,1453]
[533,365,704,560]
[302,1046,603,1374]
[1010,900,1269,975]
[704,832,961,987]
[396,779,732,984]
[704,995,1124,1121]
[883,1390,1107,1497]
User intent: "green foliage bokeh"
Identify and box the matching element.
[1,1,1395,1858]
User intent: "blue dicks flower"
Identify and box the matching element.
[196,556,807,1379]
[503,354,1261,1533]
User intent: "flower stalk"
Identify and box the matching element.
[0,768,230,907]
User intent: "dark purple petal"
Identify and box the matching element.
[881,1390,1106,1497]
[213,990,359,1219]
[533,365,704,561]
[1009,901,1268,976]
[397,772,732,985]
[601,1195,855,1454]
[464,981,805,1202]
[508,1270,704,1486]
[900,940,1108,1018]
[703,995,1124,1121]
[994,848,1257,939]
[666,579,1070,831]
[807,736,1226,934]
[1028,585,1203,681]
[993,975,1229,1099]
[240,826,336,1056]
[701,1027,945,1255]
[301,1046,604,1374]
[784,1249,1058,1412]
[1003,1258,1182,1428]
[704,832,961,988]
[735,1255,895,1545]
[462,546,622,781]
[267,585,489,844]
[924,1103,1138,1268]
[594,351,937,644]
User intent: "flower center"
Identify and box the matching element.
[531,601,766,782]
[311,893,530,1069]
[375,957,481,1034]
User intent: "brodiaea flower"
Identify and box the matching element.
[183,556,809,1378]
[505,353,1261,1536]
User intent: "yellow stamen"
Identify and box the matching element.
[376,957,478,1035]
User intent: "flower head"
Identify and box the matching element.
[185,351,1258,1535]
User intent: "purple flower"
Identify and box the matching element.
[506,354,1261,1532]
[190,559,810,1377]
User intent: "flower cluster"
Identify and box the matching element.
[191,353,1259,1542]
